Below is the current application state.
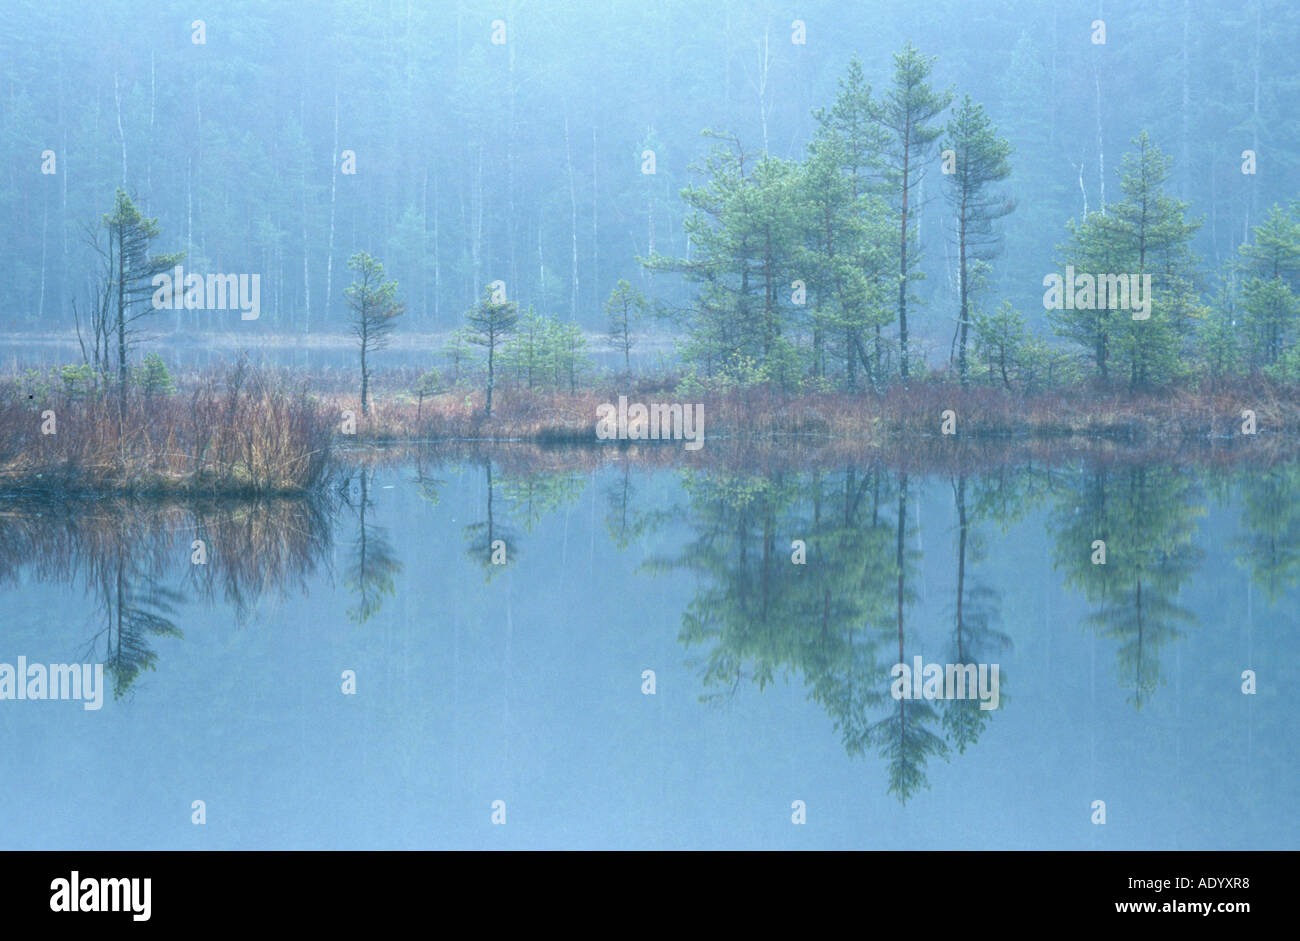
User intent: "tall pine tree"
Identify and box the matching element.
[876,44,952,383]
[941,96,1014,384]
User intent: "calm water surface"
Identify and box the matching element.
[1,457,1295,849]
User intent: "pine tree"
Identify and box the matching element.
[1051,133,1201,389]
[501,306,550,390]
[1049,211,1128,382]
[799,131,861,387]
[941,95,1014,383]
[807,63,896,390]
[604,280,648,377]
[644,138,803,387]
[1193,296,1242,388]
[875,44,953,383]
[1107,132,1202,390]
[972,301,1026,389]
[96,189,184,394]
[1236,204,1300,366]
[345,252,405,417]
[464,288,520,416]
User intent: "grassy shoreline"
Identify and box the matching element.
[3,364,1298,494]
[0,366,334,496]
[336,380,1300,445]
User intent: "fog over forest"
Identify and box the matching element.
[3,0,1297,368]
[2,2,1299,871]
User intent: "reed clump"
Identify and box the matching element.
[0,362,334,495]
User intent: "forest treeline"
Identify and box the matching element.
[42,46,1300,418]
[643,48,1300,394]
[3,0,1297,345]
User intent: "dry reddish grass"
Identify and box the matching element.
[331,387,611,442]
[0,367,334,495]
[5,365,1298,492]
[330,378,1300,446]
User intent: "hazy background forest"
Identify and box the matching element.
[1,1,1297,856]
[3,0,1298,375]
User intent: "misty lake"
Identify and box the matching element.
[0,337,671,376]
[0,453,1295,850]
